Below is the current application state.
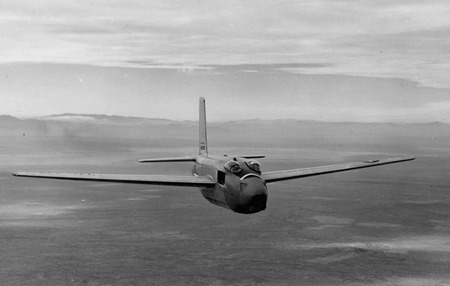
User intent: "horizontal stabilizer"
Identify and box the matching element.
[12,172,215,187]
[263,156,415,183]
[225,155,266,159]
[138,157,197,163]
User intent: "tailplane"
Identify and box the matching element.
[199,97,208,156]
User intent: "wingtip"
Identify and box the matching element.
[388,155,416,163]
[390,155,416,162]
[404,155,416,161]
[364,155,415,164]
[12,172,26,177]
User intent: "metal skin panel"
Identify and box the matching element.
[225,176,267,214]
[195,156,229,210]
[262,156,415,183]
[195,156,268,214]
[12,172,215,187]
[138,157,196,163]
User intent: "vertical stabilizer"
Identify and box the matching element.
[199,97,208,156]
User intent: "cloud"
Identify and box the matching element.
[1,1,450,88]
[2,61,449,122]
[286,235,450,254]
[0,201,86,227]
[363,277,450,286]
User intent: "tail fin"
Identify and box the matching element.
[199,97,208,156]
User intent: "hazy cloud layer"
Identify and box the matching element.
[298,235,450,254]
[2,62,450,122]
[1,1,450,88]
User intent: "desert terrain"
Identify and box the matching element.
[1,115,449,285]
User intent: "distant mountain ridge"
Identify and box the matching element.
[0,113,448,141]
[1,113,448,126]
[0,113,449,156]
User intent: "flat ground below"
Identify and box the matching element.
[1,143,449,285]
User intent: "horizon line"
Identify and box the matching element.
[0,113,447,125]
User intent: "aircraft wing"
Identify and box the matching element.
[262,156,415,183]
[12,172,215,187]
[138,156,197,163]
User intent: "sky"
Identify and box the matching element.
[1,0,450,122]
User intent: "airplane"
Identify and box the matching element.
[13,97,415,214]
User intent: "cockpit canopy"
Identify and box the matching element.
[224,159,262,175]
[245,160,262,174]
[224,160,242,174]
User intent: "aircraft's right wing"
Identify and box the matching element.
[12,172,215,187]
[262,156,415,183]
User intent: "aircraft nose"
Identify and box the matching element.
[237,176,268,214]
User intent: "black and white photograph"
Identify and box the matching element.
[1,1,449,285]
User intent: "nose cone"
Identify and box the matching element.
[236,177,268,214]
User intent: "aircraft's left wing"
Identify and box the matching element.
[12,172,215,187]
[262,156,415,183]
[138,157,197,163]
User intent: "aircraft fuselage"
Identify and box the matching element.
[193,156,268,214]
